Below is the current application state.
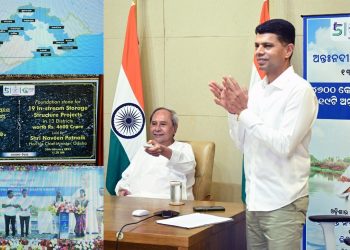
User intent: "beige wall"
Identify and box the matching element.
[104,0,349,202]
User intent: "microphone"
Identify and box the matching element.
[116,214,156,250]
[116,210,180,250]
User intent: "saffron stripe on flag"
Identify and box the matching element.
[121,3,144,108]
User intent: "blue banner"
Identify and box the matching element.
[312,82,350,120]
[304,13,350,250]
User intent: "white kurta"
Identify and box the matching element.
[115,141,196,199]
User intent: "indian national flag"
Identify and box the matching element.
[249,0,270,87]
[106,3,146,195]
[242,0,270,203]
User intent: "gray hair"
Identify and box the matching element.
[150,107,178,128]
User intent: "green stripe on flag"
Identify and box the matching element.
[106,130,130,195]
[241,157,246,204]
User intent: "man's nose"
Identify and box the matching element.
[255,45,264,55]
[153,124,161,130]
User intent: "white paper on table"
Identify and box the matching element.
[156,213,233,229]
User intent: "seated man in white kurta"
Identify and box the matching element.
[115,107,196,200]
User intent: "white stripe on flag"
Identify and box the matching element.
[112,67,146,160]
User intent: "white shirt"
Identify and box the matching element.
[115,141,196,200]
[229,66,318,211]
[18,196,32,217]
[3,197,18,216]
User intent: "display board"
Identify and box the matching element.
[0,0,103,74]
[303,13,350,249]
[0,79,98,163]
[0,165,104,247]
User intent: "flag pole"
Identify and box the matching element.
[133,0,137,32]
[133,0,137,17]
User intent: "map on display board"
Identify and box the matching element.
[0,0,103,74]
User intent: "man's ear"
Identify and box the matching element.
[285,43,294,59]
[173,125,178,135]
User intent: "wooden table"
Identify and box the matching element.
[104,196,246,250]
